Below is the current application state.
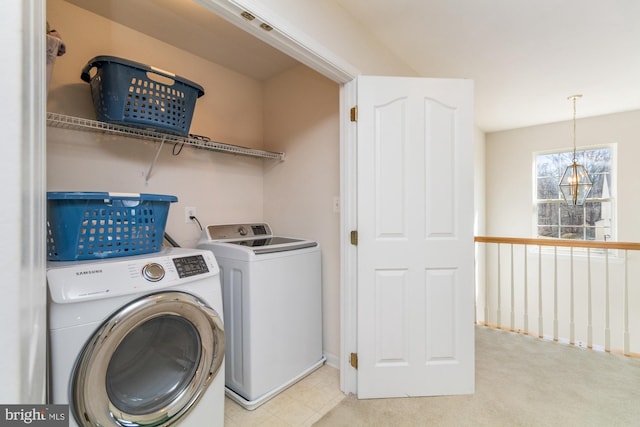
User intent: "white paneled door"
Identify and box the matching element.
[356,76,475,398]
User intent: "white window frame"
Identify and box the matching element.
[533,144,617,246]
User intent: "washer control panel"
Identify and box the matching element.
[205,223,272,240]
[47,249,219,304]
[173,254,209,278]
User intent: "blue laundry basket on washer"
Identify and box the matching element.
[47,192,178,261]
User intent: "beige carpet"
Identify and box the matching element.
[315,326,640,426]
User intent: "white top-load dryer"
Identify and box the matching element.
[197,223,324,410]
[47,248,225,427]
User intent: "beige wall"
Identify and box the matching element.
[263,64,341,362]
[474,126,486,236]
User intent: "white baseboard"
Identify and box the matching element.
[324,351,340,369]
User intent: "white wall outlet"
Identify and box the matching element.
[184,207,197,223]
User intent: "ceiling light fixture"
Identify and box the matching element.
[559,94,593,205]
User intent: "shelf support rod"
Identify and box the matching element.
[145,136,167,183]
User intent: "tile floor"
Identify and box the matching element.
[224,365,346,427]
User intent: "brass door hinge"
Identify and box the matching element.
[350,106,358,122]
[350,352,358,369]
[350,230,358,246]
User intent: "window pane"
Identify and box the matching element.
[560,205,584,226]
[537,177,560,199]
[538,225,559,238]
[560,204,586,239]
[557,151,575,175]
[584,201,600,226]
[537,202,558,237]
[560,226,584,240]
[584,148,612,199]
[594,200,612,241]
[536,153,563,177]
[534,145,614,241]
[595,225,612,241]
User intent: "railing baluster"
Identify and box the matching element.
[587,248,593,349]
[624,249,630,356]
[605,248,610,352]
[497,244,501,328]
[510,244,515,331]
[570,247,575,345]
[538,245,543,339]
[524,244,529,334]
[553,246,558,341]
[483,244,489,326]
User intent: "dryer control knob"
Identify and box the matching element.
[142,263,165,282]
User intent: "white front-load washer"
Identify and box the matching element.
[197,223,324,410]
[47,247,225,427]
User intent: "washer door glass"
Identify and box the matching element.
[71,291,224,427]
[106,315,201,415]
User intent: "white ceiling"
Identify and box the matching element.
[64,0,640,132]
[333,0,640,132]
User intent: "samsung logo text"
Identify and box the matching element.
[75,269,103,276]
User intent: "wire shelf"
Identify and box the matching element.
[46,112,285,161]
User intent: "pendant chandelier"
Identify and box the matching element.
[559,94,593,205]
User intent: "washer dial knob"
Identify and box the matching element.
[142,263,165,282]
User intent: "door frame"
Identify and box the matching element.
[340,79,358,394]
[192,0,360,84]
[8,0,47,403]
[191,0,360,394]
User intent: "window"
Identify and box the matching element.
[535,146,614,241]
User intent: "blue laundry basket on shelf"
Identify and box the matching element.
[81,56,204,136]
[47,192,178,261]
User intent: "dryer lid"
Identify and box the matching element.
[204,223,272,240]
[199,223,317,255]
[228,237,317,254]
